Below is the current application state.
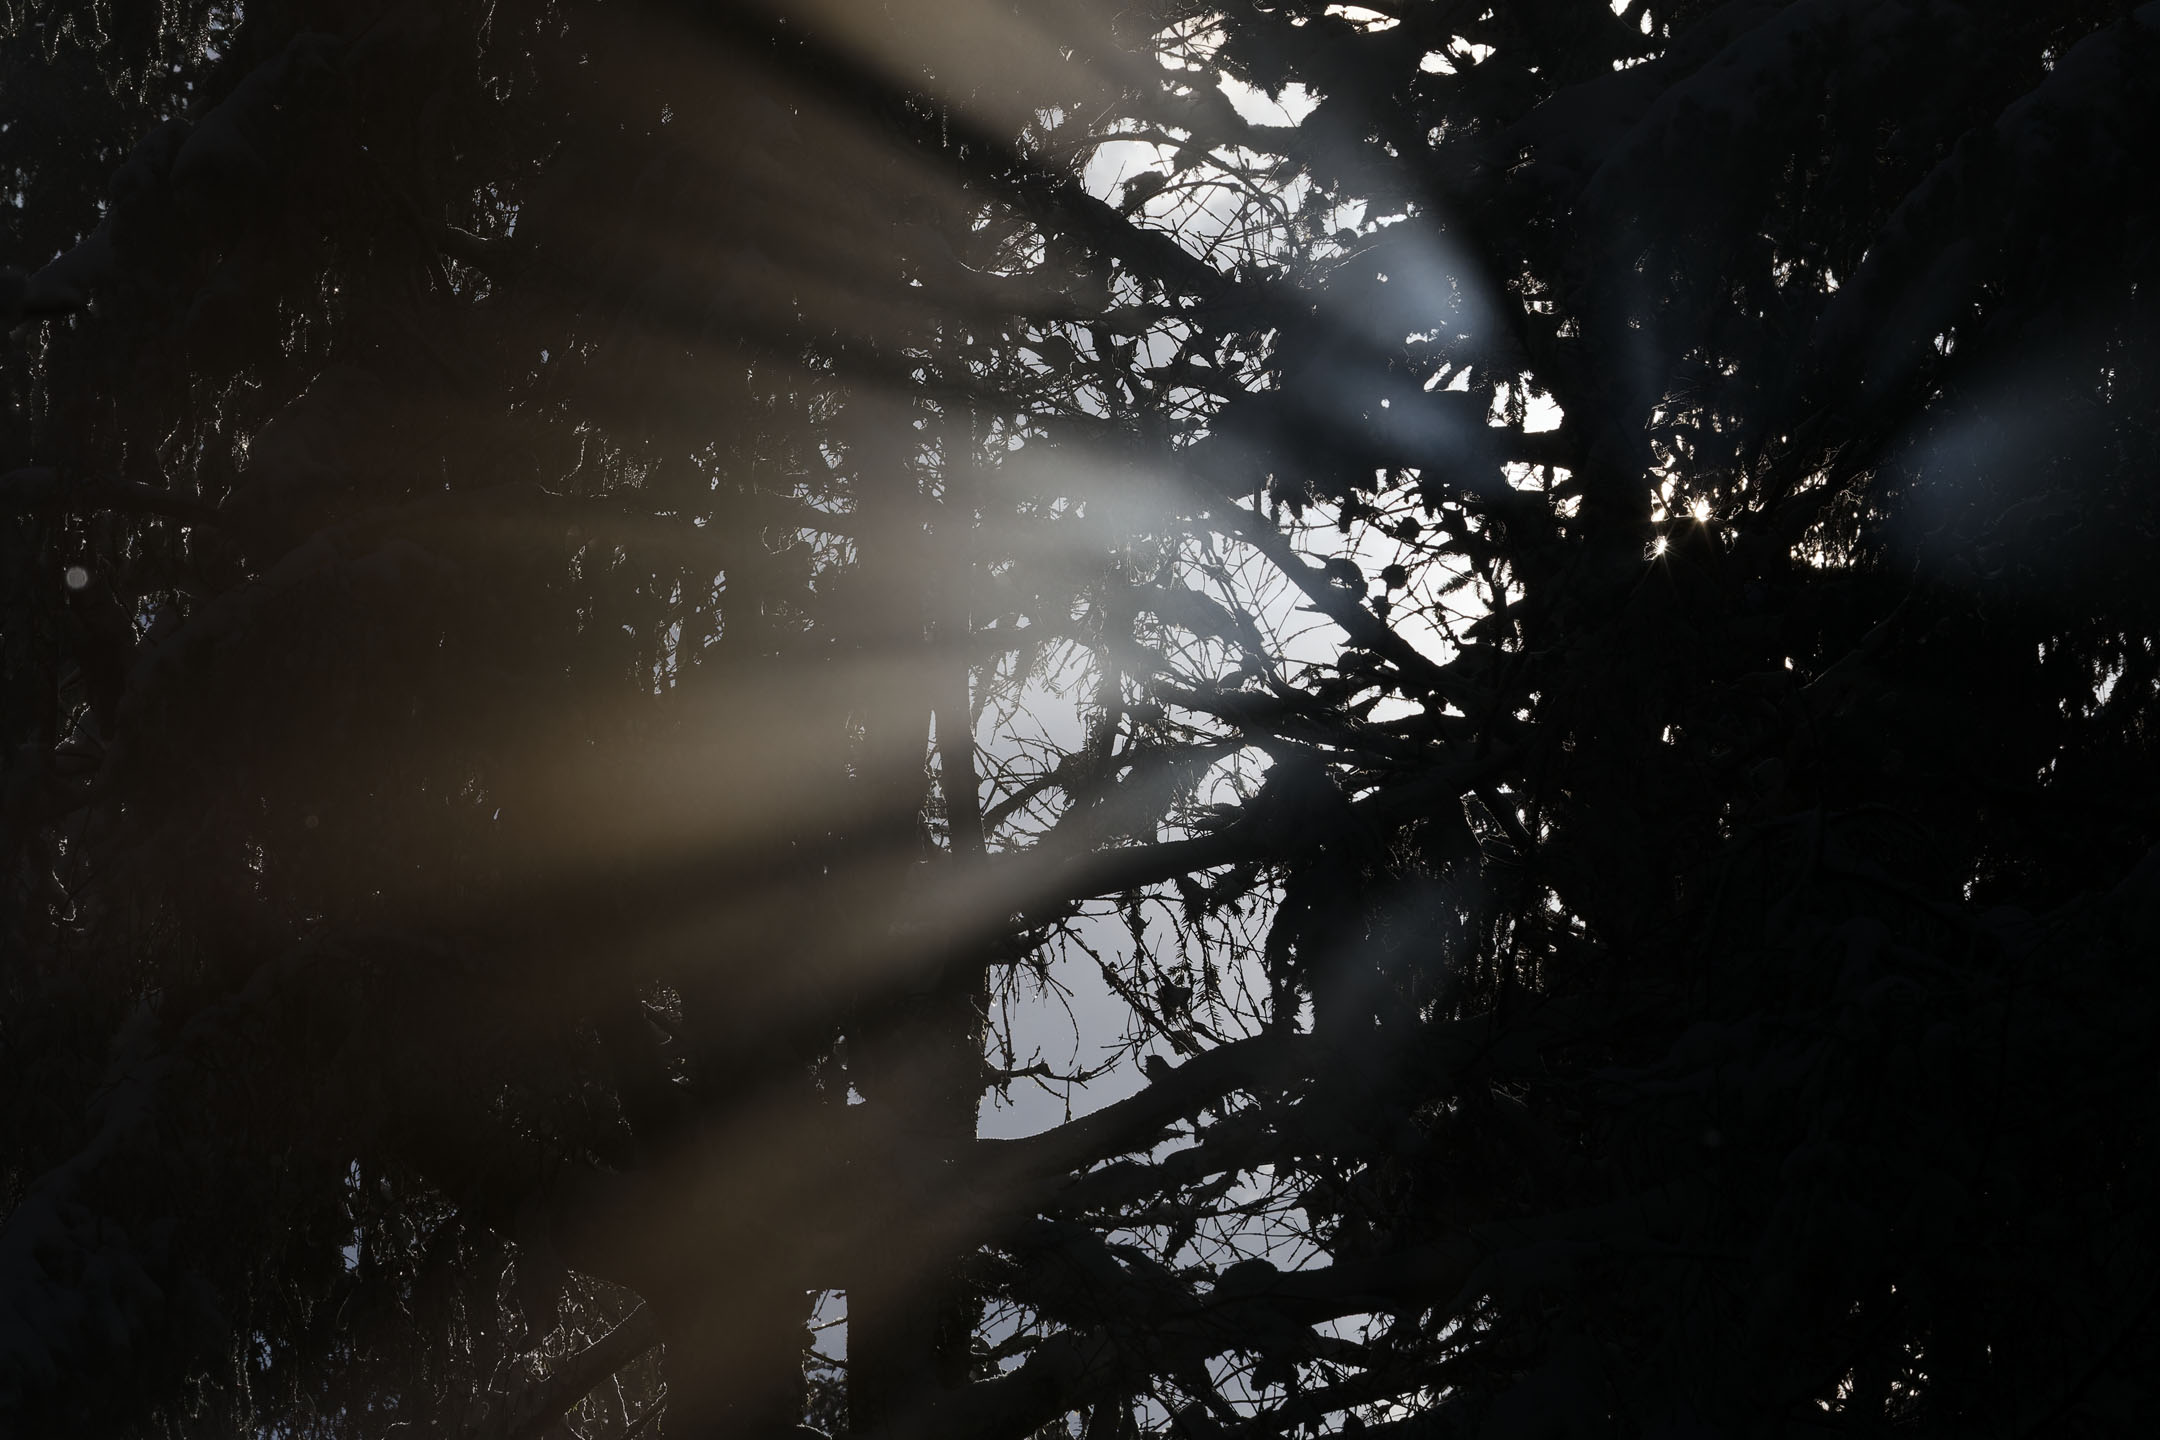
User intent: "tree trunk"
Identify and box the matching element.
[656,1282,813,1440]
[846,428,991,1436]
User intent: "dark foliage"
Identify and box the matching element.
[5,2,2160,1438]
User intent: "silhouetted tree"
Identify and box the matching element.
[6,3,2160,1439]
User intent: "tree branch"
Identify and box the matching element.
[458,1305,660,1440]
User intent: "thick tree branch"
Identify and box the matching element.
[457,1305,660,1440]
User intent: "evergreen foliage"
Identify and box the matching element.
[5,2,2159,1437]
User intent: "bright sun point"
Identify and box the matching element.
[1651,535,1670,557]
[1689,496,1711,523]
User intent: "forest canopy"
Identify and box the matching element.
[4,1,2160,1437]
